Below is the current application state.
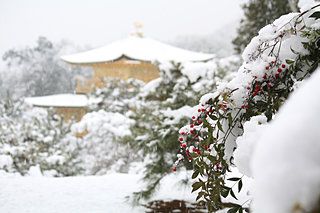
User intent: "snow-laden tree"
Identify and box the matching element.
[233,0,294,54]
[121,59,239,203]
[176,3,320,212]
[1,36,91,98]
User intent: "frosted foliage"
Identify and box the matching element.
[233,115,268,177]
[72,110,136,175]
[251,69,320,213]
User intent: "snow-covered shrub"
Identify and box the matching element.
[175,4,320,212]
[0,96,80,176]
[71,110,136,175]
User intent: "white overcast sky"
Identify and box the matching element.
[0,0,244,67]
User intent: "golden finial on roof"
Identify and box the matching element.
[130,22,144,37]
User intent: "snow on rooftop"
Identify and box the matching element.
[25,94,88,108]
[61,36,214,64]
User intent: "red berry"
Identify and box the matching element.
[266,66,269,70]
[268,84,272,88]
[209,109,212,113]
[263,75,267,79]
[254,76,257,79]
[198,120,202,124]
[254,89,259,93]
[197,151,200,155]
[173,168,176,172]
[247,86,250,90]
[241,105,245,109]
[255,85,260,89]
[201,108,205,112]
[198,109,201,112]
[190,130,194,135]
[271,61,275,64]
[186,149,189,153]
[179,137,183,141]
[253,92,257,96]
[279,34,283,38]
[180,132,184,135]
[188,157,191,161]
[208,149,211,152]
[282,64,286,68]
[182,144,186,148]
[192,116,195,119]
[218,104,222,107]
[275,73,280,78]
[277,68,282,72]
[223,104,227,108]
[190,124,194,128]
[246,105,249,109]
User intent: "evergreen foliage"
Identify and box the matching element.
[123,62,223,203]
[233,0,293,54]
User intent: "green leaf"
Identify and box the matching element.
[207,155,216,163]
[230,189,238,200]
[227,113,233,127]
[239,207,243,213]
[309,11,320,20]
[238,179,243,193]
[209,114,218,120]
[227,206,240,213]
[192,171,199,179]
[285,59,294,64]
[217,121,224,133]
[192,182,202,192]
[221,189,229,198]
[196,191,206,201]
[227,177,240,181]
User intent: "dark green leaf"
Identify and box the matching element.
[217,121,224,133]
[230,189,238,200]
[192,182,202,192]
[227,206,240,213]
[285,59,294,64]
[309,11,320,20]
[227,177,240,181]
[228,113,233,127]
[221,189,229,198]
[210,114,218,120]
[192,171,199,179]
[196,191,205,201]
[238,179,243,193]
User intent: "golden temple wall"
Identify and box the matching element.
[92,59,160,88]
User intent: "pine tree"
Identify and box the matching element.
[233,0,294,54]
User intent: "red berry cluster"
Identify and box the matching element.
[241,61,287,109]
[174,103,224,172]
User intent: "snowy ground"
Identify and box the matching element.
[0,171,196,213]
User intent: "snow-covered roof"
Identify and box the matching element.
[61,36,214,64]
[25,94,88,108]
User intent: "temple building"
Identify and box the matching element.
[61,34,214,93]
[25,34,214,122]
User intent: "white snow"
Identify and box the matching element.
[0,171,197,213]
[233,115,268,177]
[25,94,88,107]
[251,69,320,213]
[61,36,214,64]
